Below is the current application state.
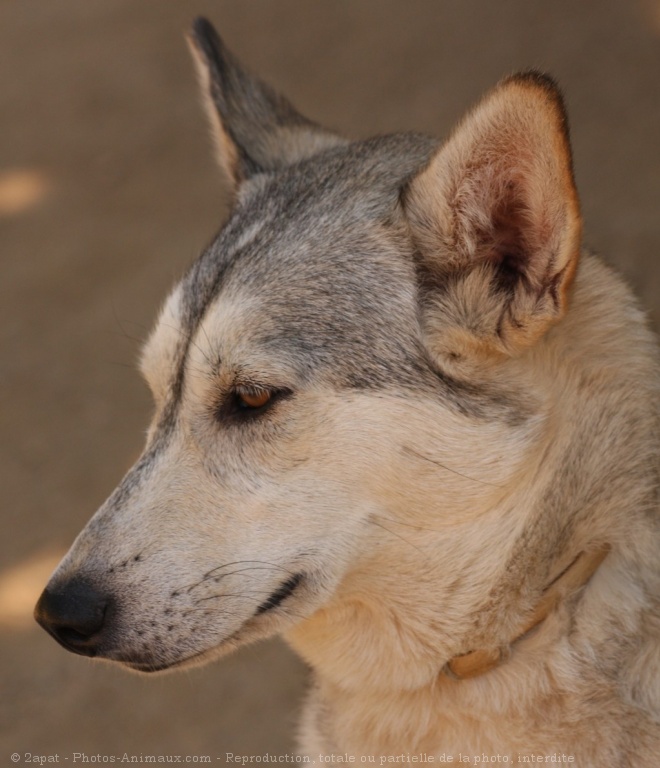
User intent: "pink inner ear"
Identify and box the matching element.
[485,184,531,293]
[471,166,554,296]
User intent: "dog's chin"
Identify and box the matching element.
[123,645,231,675]
[121,613,290,675]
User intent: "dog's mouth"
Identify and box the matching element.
[255,572,303,615]
[123,572,306,674]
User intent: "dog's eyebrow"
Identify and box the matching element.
[155,233,245,421]
[140,287,185,382]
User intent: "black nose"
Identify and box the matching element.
[34,578,111,657]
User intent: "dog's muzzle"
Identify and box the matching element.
[34,577,112,657]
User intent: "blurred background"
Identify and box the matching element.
[1,0,659,761]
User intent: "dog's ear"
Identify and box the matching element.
[187,18,344,189]
[404,72,581,370]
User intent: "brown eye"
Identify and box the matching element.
[221,385,292,423]
[236,388,272,409]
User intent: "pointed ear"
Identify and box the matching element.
[187,18,345,190]
[405,72,582,369]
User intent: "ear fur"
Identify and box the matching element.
[405,72,582,370]
[187,17,345,189]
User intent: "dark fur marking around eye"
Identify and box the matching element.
[216,387,293,424]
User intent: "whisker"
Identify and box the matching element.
[402,446,502,488]
[367,517,425,554]
[370,513,446,534]
[180,561,298,594]
[202,560,298,580]
[191,592,308,621]
[110,302,148,346]
[194,590,266,604]
[160,321,215,369]
[197,322,218,368]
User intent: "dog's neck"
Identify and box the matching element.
[288,545,611,693]
[287,543,618,757]
[442,545,610,679]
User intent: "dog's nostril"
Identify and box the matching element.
[34,578,111,657]
[56,625,97,647]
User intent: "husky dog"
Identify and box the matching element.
[35,18,659,766]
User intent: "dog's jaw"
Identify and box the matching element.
[109,571,312,674]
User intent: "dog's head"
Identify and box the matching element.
[36,19,585,675]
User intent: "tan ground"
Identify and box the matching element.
[1,0,659,762]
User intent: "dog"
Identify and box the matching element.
[35,17,660,766]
